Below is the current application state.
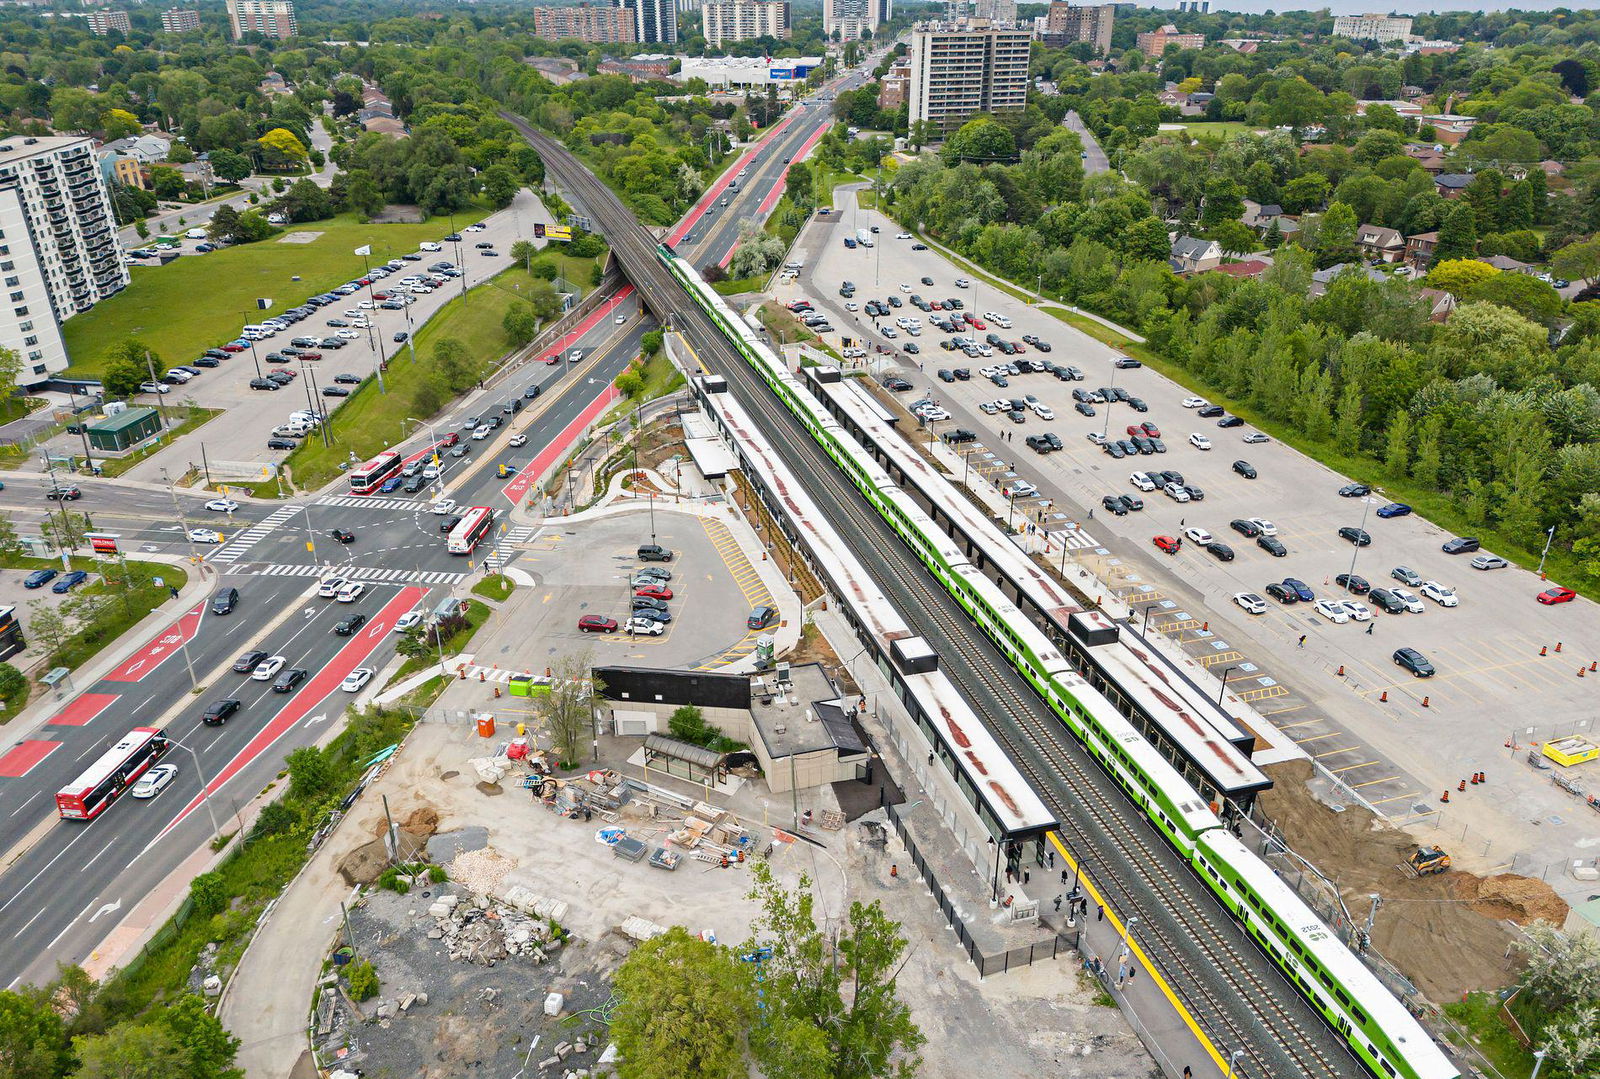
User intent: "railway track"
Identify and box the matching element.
[509,115,1357,1079]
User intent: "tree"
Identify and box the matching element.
[0,346,20,397]
[431,338,475,393]
[1470,273,1564,328]
[503,303,539,347]
[536,652,600,766]
[1537,1006,1600,1079]
[1431,202,1478,266]
[1424,259,1499,299]
[280,179,330,223]
[103,337,163,400]
[150,166,185,199]
[0,989,69,1079]
[1279,174,1330,215]
[1124,217,1171,264]
[1553,238,1600,288]
[481,163,521,209]
[668,705,709,744]
[611,927,755,1079]
[207,149,251,184]
[1315,201,1359,268]
[101,108,141,141]
[340,170,384,217]
[207,205,241,243]
[942,116,1015,164]
[257,128,309,169]
[161,993,243,1079]
[614,369,645,398]
[285,746,334,801]
[510,240,537,269]
[189,872,226,917]
[745,862,924,1079]
[26,600,70,658]
[70,1022,189,1079]
[1207,220,1257,258]
[1515,923,1600,1013]
[0,663,25,709]
[39,510,91,552]
[1199,176,1245,230]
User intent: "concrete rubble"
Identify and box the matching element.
[426,886,566,966]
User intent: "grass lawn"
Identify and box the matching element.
[62,210,490,379]
[712,274,768,296]
[99,407,222,478]
[471,574,514,602]
[394,599,492,680]
[39,560,189,674]
[1164,122,1256,141]
[280,259,600,493]
[1443,994,1535,1077]
[602,350,685,426]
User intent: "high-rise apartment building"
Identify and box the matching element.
[533,3,637,42]
[160,8,201,32]
[613,0,677,43]
[85,10,131,35]
[0,137,128,388]
[909,21,1030,133]
[1043,2,1112,54]
[226,0,296,40]
[702,0,789,46]
[971,0,1015,24]
[1331,13,1413,43]
[823,0,889,41]
[1136,23,1204,57]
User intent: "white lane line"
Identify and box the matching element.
[8,792,37,818]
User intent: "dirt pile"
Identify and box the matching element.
[401,806,441,836]
[335,804,442,886]
[1258,760,1557,1001]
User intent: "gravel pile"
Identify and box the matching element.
[446,846,517,895]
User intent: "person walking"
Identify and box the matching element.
[1366,622,1374,635]
[1298,634,1307,648]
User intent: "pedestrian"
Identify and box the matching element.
[1298,634,1307,648]
[1006,868,1015,884]
[1180,517,1185,528]
[1048,850,1055,868]
[1088,507,1094,519]
[1054,894,1063,912]
[890,864,898,878]
[1126,965,1136,986]
[168,585,180,600]
[1184,1068,1193,1079]
[1023,869,1030,885]
[1365,622,1374,635]
[1061,869,1069,885]
[1097,904,1105,922]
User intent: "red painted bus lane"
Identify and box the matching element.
[538,285,635,365]
[501,385,621,505]
[104,604,204,683]
[159,586,429,837]
[47,693,119,728]
[0,741,60,778]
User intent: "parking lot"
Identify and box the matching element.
[787,191,1600,892]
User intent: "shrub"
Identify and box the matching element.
[377,867,410,894]
[346,959,378,1001]
[427,865,447,883]
[189,871,226,917]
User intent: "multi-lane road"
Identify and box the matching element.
[0,71,858,989]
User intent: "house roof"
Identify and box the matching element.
[1357,225,1402,247]
[1171,236,1217,260]
[1481,254,1531,271]
[1407,231,1439,244]
[1435,173,1474,189]
[1311,264,1386,285]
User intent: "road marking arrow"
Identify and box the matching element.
[304,714,327,726]
[88,899,121,923]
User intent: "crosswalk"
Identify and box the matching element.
[317,495,428,511]
[228,563,468,585]
[1047,526,1100,551]
[211,505,301,564]
[481,525,538,571]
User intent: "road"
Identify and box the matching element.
[0,78,844,990]
[1064,111,1109,176]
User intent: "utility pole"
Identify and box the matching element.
[40,455,75,569]
[356,247,387,393]
[144,351,170,430]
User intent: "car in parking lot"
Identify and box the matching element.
[1393,647,1435,677]
[1538,586,1578,605]
[1197,404,1224,418]
[1338,483,1371,498]
[624,617,665,636]
[1338,526,1372,546]
[1234,592,1267,615]
[1375,502,1412,519]
[1230,519,1262,538]
[1335,573,1370,594]
[1420,581,1459,607]
[1265,582,1298,604]
[1368,588,1407,614]
[131,763,178,799]
[1189,433,1212,450]
[24,568,59,589]
[1162,481,1190,502]
[1205,541,1235,562]
[1102,495,1129,515]
[1389,587,1426,612]
[1391,566,1423,587]
[1074,401,1094,417]
[1284,578,1315,601]
[1443,536,1481,554]
[1152,535,1180,554]
[578,614,617,633]
[1339,600,1373,622]
[1130,472,1157,492]
[1231,460,1257,479]
[1257,535,1287,556]
[1183,527,1213,545]
[1243,432,1270,445]
[1471,554,1509,571]
[1314,599,1350,624]
[51,570,88,593]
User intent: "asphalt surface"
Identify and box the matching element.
[1064,111,1109,176]
[0,86,840,990]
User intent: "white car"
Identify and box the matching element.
[421,465,440,480]
[341,667,375,692]
[899,283,912,293]
[358,301,377,310]
[141,381,171,395]
[1233,592,1267,615]
[344,308,363,318]
[431,499,458,515]
[131,762,178,799]
[420,241,443,252]
[1182,397,1208,409]
[1031,404,1055,421]
[1248,517,1279,536]
[508,433,528,447]
[336,329,359,340]
[317,577,347,598]
[471,425,492,440]
[1130,472,1157,492]
[465,223,486,233]
[251,655,287,681]
[1420,581,1458,607]
[1189,433,1213,450]
[1314,600,1350,624]
[205,499,239,513]
[954,278,970,288]
[336,581,365,603]
[394,610,424,633]
[1182,526,1213,545]
[614,313,626,324]
[624,617,666,636]
[1007,481,1039,498]
[1389,587,1426,613]
[187,528,222,544]
[1340,600,1373,622]
[895,232,911,239]
[1163,482,1191,503]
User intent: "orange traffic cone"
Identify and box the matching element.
[1479,771,1487,784]
[1556,642,1564,653]
[1379,690,1388,702]
[1540,645,1548,656]
[1440,790,1450,803]
[1580,667,1586,678]
[493,686,501,698]
[1458,779,1466,792]
[1591,661,1597,672]
[1337,665,1345,676]
[479,670,486,682]
[1470,773,1479,785]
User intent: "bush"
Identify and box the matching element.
[427,865,447,883]
[252,800,298,839]
[346,959,379,1001]
[377,867,410,894]
[0,662,26,707]
[189,872,226,917]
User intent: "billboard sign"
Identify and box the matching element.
[535,223,574,243]
[86,533,120,556]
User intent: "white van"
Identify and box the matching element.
[185,228,208,240]
[420,241,443,252]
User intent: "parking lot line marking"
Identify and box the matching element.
[1296,732,1342,744]
[1367,791,1419,806]
[1331,760,1378,774]
[1351,775,1398,789]
[1272,715,1319,728]
[1312,746,1361,757]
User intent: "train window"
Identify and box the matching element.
[1379,1060,1395,1077]
[1335,989,1351,1007]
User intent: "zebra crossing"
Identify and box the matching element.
[1048,525,1100,551]
[231,563,467,585]
[210,505,301,564]
[317,495,427,511]
[480,525,538,571]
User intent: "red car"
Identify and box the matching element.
[1152,535,1180,554]
[1125,424,1144,438]
[1537,586,1577,605]
[221,343,247,352]
[634,584,673,600]
[969,317,987,330]
[299,351,323,361]
[439,431,460,447]
[1141,421,1161,437]
[577,614,617,632]
[372,291,391,300]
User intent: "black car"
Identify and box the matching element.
[193,356,221,368]
[1265,582,1298,603]
[1338,526,1372,546]
[1442,536,1480,554]
[1183,484,1205,501]
[329,528,355,544]
[1026,434,1053,453]
[1258,535,1287,557]
[1230,519,1262,538]
[335,613,368,636]
[1336,573,1371,594]
[632,595,669,613]
[1101,494,1129,516]
[267,437,296,450]
[449,444,470,458]
[404,474,427,492]
[937,369,954,383]
[1074,401,1096,417]
[1121,493,1143,511]
[1232,460,1257,478]
[1158,470,1184,486]
[319,338,346,349]
[266,371,294,386]
[524,383,543,399]
[1127,397,1147,412]
[393,331,409,343]
[1130,436,1156,455]
[1205,542,1235,562]
[201,698,241,726]
[334,373,362,385]
[944,428,977,445]
[232,649,269,673]
[1338,483,1371,498]
[1369,588,1406,614]
[323,386,351,397]
[272,667,308,693]
[1217,415,1244,429]
[1393,647,1435,678]
[250,377,280,391]
[440,515,462,532]
[953,368,971,381]
[1102,441,1126,459]
[1197,404,1224,418]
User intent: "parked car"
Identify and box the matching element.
[1393,647,1435,677]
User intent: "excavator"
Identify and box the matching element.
[1407,846,1451,876]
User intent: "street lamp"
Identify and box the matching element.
[1537,524,1556,577]
[168,737,221,841]
[1530,1049,1547,1079]
[1225,1049,1244,1079]
[1218,665,1237,705]
[300,360,330,447]
[1342,491,1375,593]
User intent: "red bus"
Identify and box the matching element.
[447,506,495,554]
[57,727,170,820]
[349,450,404,495]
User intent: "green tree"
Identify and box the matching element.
[189,872,226,917]
[103,337,163,398]
[668,705,709,743]
[612,927,754,1079]
[503,303,539,346]
[1383,410,1413,475]
[1279,174,1330,215]
[535,652,600,765]
[1463,168,1505,234]
[256,128,308,168]
[1470,273,1564,327]
[481,163,521,208]
[161,995,243,1079]
[641,330,664,357]
[345,960,379,1002]
[431,338,475,393]
[0,662,26,708]
[101,108,141,141]
[1431,202,1478,266]
[1316,201,1359,268]
[207,149,251,184]
[285,746,334,801]
[150,166,185,199]
[1124,216,1172,264]
[0,989,70,1079]
[25,600,70,658]
[0,346,20,397]
[1552,238,1600,288]
[746,862,924,1079]
[1207,220,1257,258]
[1200,176,1245,230]
[1424,259,1499,299]
[509,239,537,269]
[341,170,384,217]
[614,369,645,398]
[942,116,1015,163]
[207,205,241,243]
[71,1022,189,1079]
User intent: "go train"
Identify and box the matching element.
[659,244,1457,1079]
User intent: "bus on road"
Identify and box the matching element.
[57,727,170,820]
[446,506,495,555]
[349,450,404,495]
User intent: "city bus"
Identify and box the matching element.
[57,727,170,820]
[349,450,404,495]
[446,506,494,555]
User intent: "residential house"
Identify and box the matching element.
[1434,173,1473,198]
[1404,144,1449,174]
[100,134,172,164]
[1422,114,1476,145]
[1480,254,1535,274]
[1356,224,1404,263]
[259,71,291,95]
[1170,236,1222,274]
[1308,263,1387,298]
[96,150,146,190]
[1417,287,1456,321]
[1240,200,1282,230]
[1260,215,1300,241]
[1404,231,1439,269]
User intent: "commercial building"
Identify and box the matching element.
[160,8,200,31]
[1136,23,1204,57]
[598,54,676,80]
[675,55,820,87]
[84,10,131,35]
[614,0,677,43]
[1175,0,1208,11]
[0,136,128,388]
[878,57,910,110]
[823,0,890,41]
[533,3,636,43]
[1042,1,1113,54]
[702,0,788,45]
[226,0,296,40]
[908,21,1031,133]
[1332,13,1413,43]
[971,0,1015,24]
